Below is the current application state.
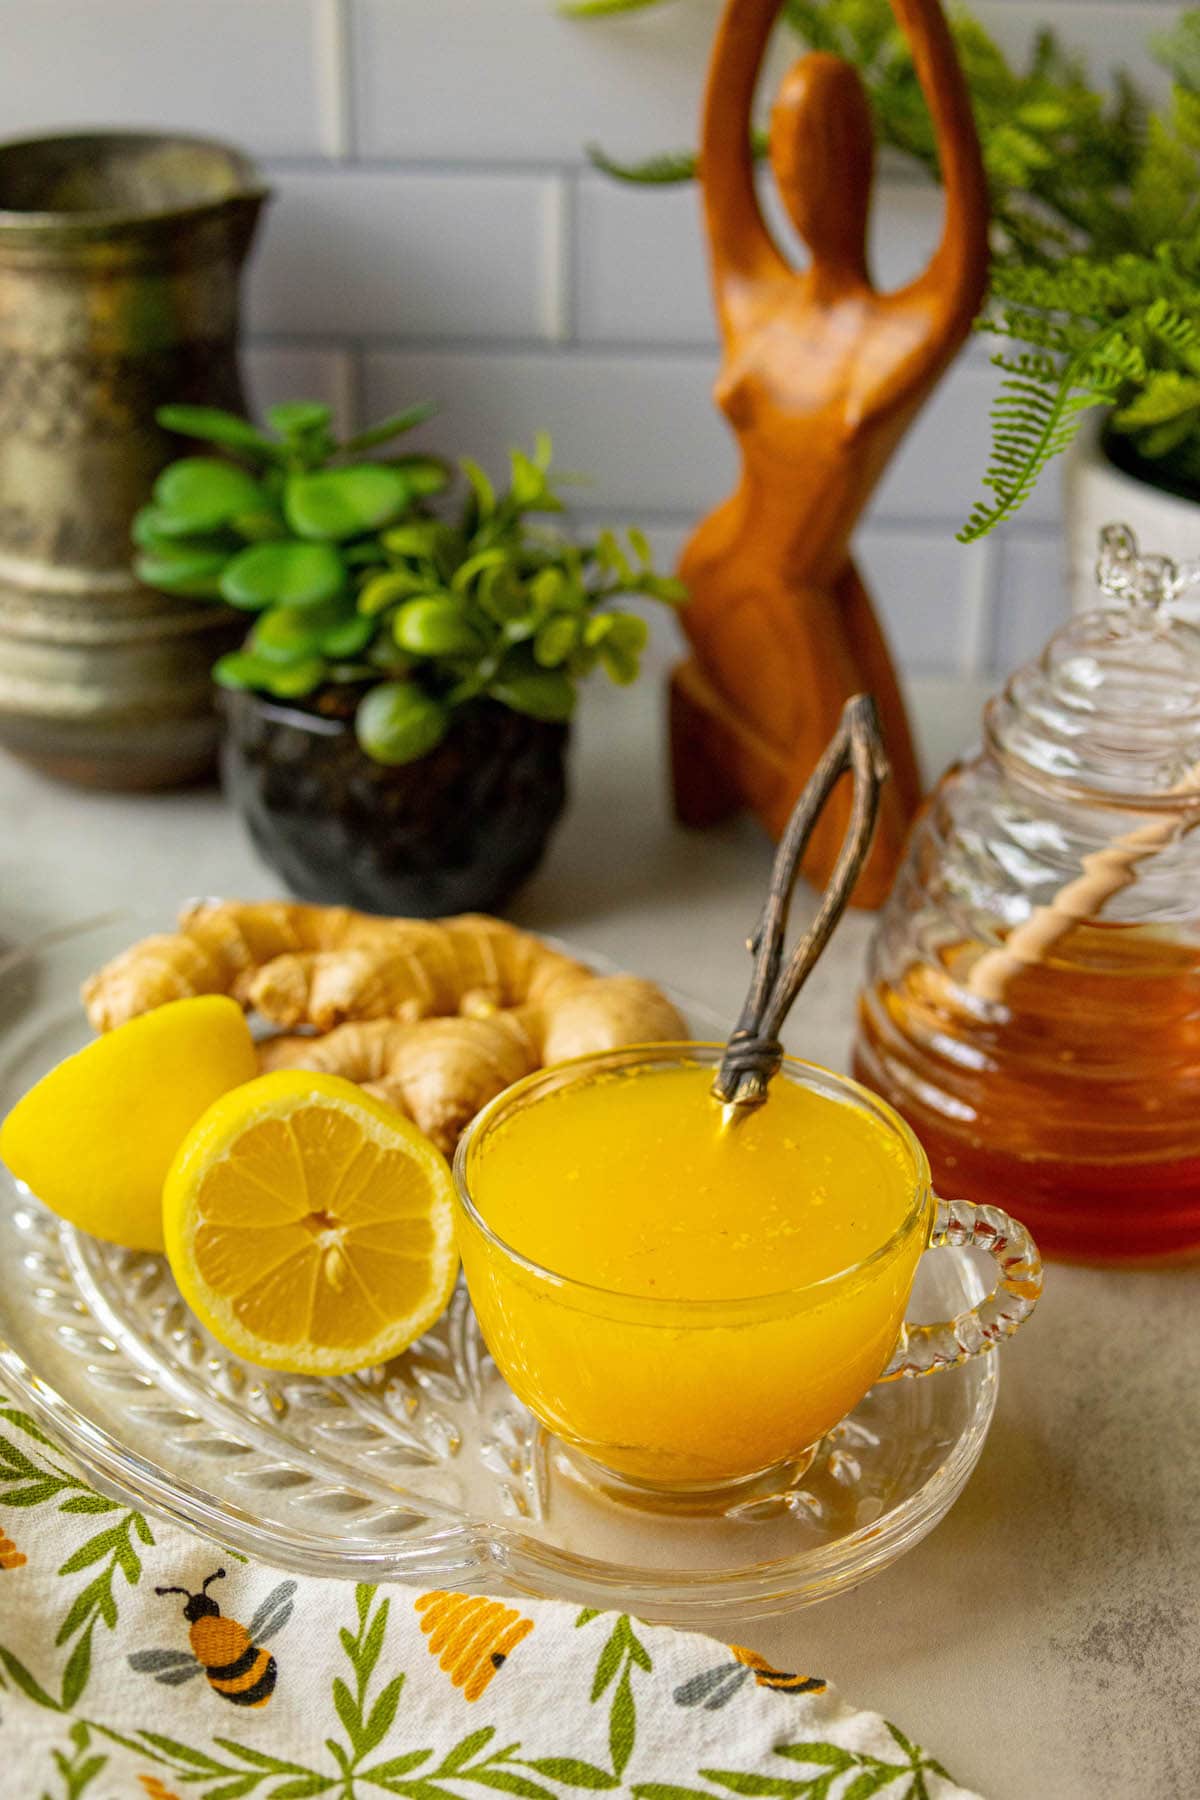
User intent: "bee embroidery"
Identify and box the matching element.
[674,1644,826,1711]
[0,1532,26,1571]
[415,1590,534,1701]
[128,1570,295,1708]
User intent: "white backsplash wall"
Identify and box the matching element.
[0,0,1178,680]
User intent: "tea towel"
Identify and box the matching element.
[0,1392,983,1800]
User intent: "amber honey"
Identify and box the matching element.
[854,921,1200,1263]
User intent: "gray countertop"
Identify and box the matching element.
[2,670,1197,1800]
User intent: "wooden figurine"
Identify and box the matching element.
[671,0,988,903]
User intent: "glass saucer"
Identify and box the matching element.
[0,913,997,1625]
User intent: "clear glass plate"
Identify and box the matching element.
[0,912,997,1625]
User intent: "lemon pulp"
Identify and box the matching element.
[165,1071,458,1374]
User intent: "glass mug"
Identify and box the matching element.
[453,1045,1042,1507]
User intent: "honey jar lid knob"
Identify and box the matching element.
[713,694,890,1113]
[1096,522,1200,623]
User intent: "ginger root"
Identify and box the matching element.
[82,901,394,1031]
[260,1013,541,1153]
[246,916,593,1032]
[83,902,688,1153]
[259,974,688,1153]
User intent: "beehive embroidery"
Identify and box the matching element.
[414,1590,534,1701]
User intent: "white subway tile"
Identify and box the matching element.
[855,528,988,676]
[0,1,328,158]
[243,344,357,436]
[575,176,714,347]
[575,172,945,346]
[989,530,1071,675]
[362,348,732,516]
[249,169,560,340]
[351,0,791,165]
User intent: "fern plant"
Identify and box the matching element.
[571,1,1200,536]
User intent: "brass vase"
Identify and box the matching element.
[0,132,269,789]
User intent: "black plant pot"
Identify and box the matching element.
[220,690,569,917]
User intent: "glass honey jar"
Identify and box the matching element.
[855,525,1200,1263]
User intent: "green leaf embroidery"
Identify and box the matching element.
[590,1632,622,1703]
[609,1668,636,1779]
[438,1729,497,1774]
[364,1677,405,1754]
[521,1759,619,1788]
[0,1643,62,1711]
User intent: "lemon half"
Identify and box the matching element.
[0,995,258,1252]
[163,1070,459,1375]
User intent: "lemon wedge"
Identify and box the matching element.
[162,1070,459,1375]
[0,996,258,1252]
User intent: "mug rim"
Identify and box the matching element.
[452,1043,933,1315]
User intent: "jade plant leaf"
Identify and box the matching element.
[320,613,375,658]
[355,680,450,764]
[250,606,327,664]
[490,664,576,721]
[285,465,412,541]
[267,401,332,438]
[214,649,327,699]
[533,614,580,667]
[392,597,486,657]
[598,613,648,684]
[357,569,431,615]
[339,401,436,456]
[219,542,346,612]
[264,656,328,698]
[152,458,266,533]
[134,543,229,598]
[131,504,210,548]
[385,454,450,498]
[156,404,285,460]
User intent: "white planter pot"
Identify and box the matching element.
[1064,411,1200,612]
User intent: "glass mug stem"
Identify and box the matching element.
[882,1199,1043,1381]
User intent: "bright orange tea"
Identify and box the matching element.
[457,1059,927,1486]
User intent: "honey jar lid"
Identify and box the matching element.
[987,523,1200,800]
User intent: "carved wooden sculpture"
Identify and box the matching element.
[671,0,988,903]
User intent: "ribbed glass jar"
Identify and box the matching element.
[855,526,1200,1263]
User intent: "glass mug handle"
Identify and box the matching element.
[880,1198,1043,1380]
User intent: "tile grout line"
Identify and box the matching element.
[314,0,353,160]
[543,174,573,346]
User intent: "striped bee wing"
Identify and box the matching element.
[673,1664,749,1710]
[127,1649,203,1686]
[249,1579,297,1645]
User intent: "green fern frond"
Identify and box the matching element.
[989,351,1062,384]
[1089,333,1148,384]
[1143,297,1200,358]
[584,142,698,183]
[1114,371,1200,431]
[558,0,670,15]
[959,335,1122,542]
[981,308,1084,356]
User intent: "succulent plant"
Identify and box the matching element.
[135,402,685,765]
